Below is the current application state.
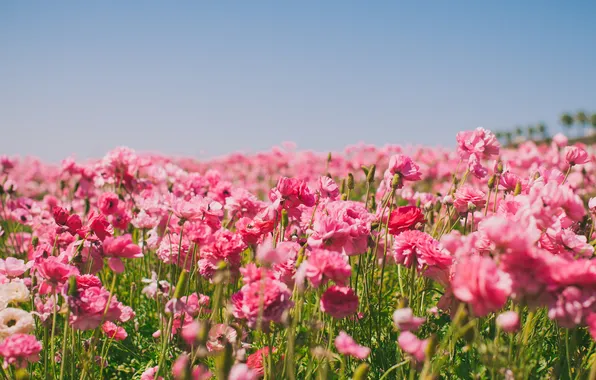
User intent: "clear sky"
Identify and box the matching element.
[1,1,595,162]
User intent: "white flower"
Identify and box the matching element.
[0,281,30,305]
[0,308,35,341]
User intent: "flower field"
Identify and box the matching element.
[1,128,596,379]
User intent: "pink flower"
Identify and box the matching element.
[451,255,511,316]
[392,230,452,272]
[453,186,486,214]
[496,311,519,333]
[384,154,422,189]
[564,146,590,166]
[456,127,500,160]
[589,198,596,214]
[320,285,358,319]
[231,276,293,328]
[300,249,351,288]
[247,347,274,376]
[398,331,428,363]
[101,321,128,340]
[141,366,163,380]
[172,353,211,380]
[102,234,143,273]
[392,308,426,331]
[319,176,340,200]
[0,333,42,368]
[36,256,79,286]
[229,363,258,380]
[87,210,113,241]
[0,257,32,278]
[207,323,238,352]
[552,133,568,147]
[334,331,370,359]
[98,192,119,215]
[388,206,425,235]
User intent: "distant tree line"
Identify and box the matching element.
[495,110,596,146]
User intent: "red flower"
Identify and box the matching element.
[388,206,425,235]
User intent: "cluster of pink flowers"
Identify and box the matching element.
[2,125,596,377]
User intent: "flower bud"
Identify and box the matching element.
[347,173,355,190]
[513,181,522,196]
[67,276,78,297]
[496,161,504,174]
[281,209,289,228]
[487,174,496,189]
[339,179,346,194]
[353,363,370,380]
[391,173,401,189]
[341,194,348,201]
[173,270,188,299]
[367,165,376,183]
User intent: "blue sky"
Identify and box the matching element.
[1,1,595,161]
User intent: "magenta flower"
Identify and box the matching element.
[320,285,358,319]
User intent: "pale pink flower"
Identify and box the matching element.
[229,363,258,380]
[564,146,590,166]
[334,330,370,359]
[0,258,32,278]
[398,331,428,363]
[383,154,422,189]
[456,127,500,160]
[451,255,511,316]
[453,186,486,214]
[141,366,163,380]
[392,308,426,331]
[496,311,519,333]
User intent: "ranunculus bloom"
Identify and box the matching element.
[101,321,128,340]
[246,347,275,376]
[320,285,358,319]
[453,186,486,214]
[0,333,41,368]
[0,308,35,341]
[451,255,511,317]
[392,307,426,331]
[496,311,519,333]
[0,258,32,278]
[98,192,120,215]
[102,234,143,273]
[383,154,422,189]
[398,331,428,363]
[334,331,370,359]
[392,230,452,272]
[388,206,425,235]
[229,363,258,380]
[140,366,163,380]
[300,249,351,288]
[456,127,500,160]
[564,146,590,166]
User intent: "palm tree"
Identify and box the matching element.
[527,125,536,141]
[560,113,574,136]
[576,110,589,136]
[505,131,513,146]
[514,126,524,142]
[537,122,547,140]
[591,113,596,129]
